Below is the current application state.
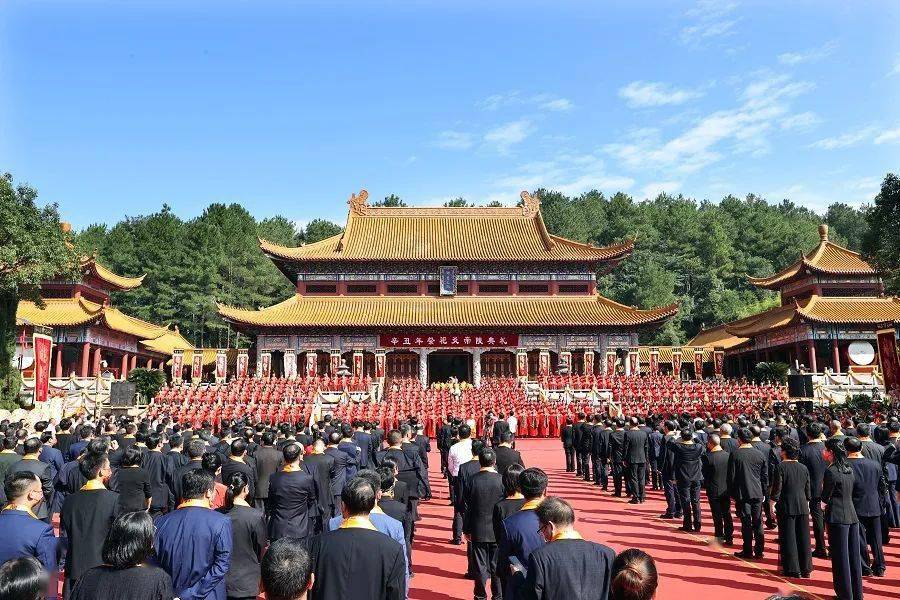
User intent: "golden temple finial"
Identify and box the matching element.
[348,189,369,215]
[818,223,829,242]
[520,190,540,216]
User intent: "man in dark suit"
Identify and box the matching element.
[770,437,812,577]
[438,415,454,475]
[608,418,626,497]
[337,425,362,483]
[560,418,575,473]
[623,417,650,503]
[702,433,733,544]
[497,467,548,600]
[352,421,375,469]
[251,432,281,515]
[172,438,206,504]
[325,432,352,516]
[799,422,829,558]
[670,428,704,531]
[413,424,431,471]
[378,429,429,569]
[304,439,338,525]
[400,425,431,501]
[142,433,174,515]
[309,478,406,600]
[221,438,257,502]
[590,416,607,489]
[455,440,485,575]
[268,442,320,542]
[0,471,59,596]
[463,448,505,600]
[494,432,524,476]
[576,414,592,482]
[10,437,54,522]
[749,425,776,529]
[511,497,615,600]
[492,414,511,447]
[846,436,886,577]
[728,427,767,559]
[648,423,663,490]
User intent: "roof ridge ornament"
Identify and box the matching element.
[348,189,369,216]
[818,223,829,242]
[520,190,540,216]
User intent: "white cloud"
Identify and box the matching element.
[483,120,532,154]
[889,54,900,76]
[777,40,838,66]
[810,125,878,150]
[618,81,704,108]
[780,111,822,130]
[874,128,900,144]
[478,92,522,111]
[679,0,740,46]
[605,73,814,174]
[640,181,682,199]
[432,130,474,150]
[491,153,634,198]
[538,97,574,112]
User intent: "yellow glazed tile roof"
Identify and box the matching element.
[749,224,876,290]
[139,328,195,355]
[260,190,634,263]
[218,293,678,329]
[687,324,750,351]
[16,297,104,327]
[82,257,145,290]
[102,307,169,339]
[797,296,900,325]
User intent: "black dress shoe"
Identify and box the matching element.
[659,513,674,519]
[677,526,692,532]
[628,499,640,504]
[734,551,754,559]
[784,572,800,578]
[723,539,733,546]
[450,539,461,545]
[812,550,829,559]
[800,572,811,578]
[753,552,764,559]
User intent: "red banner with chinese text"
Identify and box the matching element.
[236,351,248,379]
[375,352,385,378]
[516,352,528,377]
[191,351,203,382]
[649,349,659,376]
[628,351,638,375]
[694,348,704,380]
[713,350,725,379]
[606,352,616,376]
[306,352,318,378]
[172,350,184,383]
[877,329,900,395]
[583,350,594,375]
[379,333,518,348]
[32,334,52,403]
[672,350,682,379]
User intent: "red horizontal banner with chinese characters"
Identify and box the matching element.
[379,333,519,348]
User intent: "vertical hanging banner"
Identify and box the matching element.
[672,348,682,379]
[32,333,52,403]
[260,351,272,378]
[235,350,249,380]
[516,350,528,378]
[606,351,617,376]
[713,349,725,379]
[693,347,704,380]
[583,350,594,376]
[559,350,572,373]
[876,329,900,395]
[306,351,318,378]
[628,348,639,376]
[330,351,341,375]
[352,351,364,377]
[649,347,659,376]
[191,350,203,383]
[374,350,386,378]
[538,350,550,376]
[215,350,227,383]
[283,349,297,379]
[171,350,184,384]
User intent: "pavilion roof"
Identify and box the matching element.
[259,190,634,264]
[686,323,751,350]
[748,224,876,290]
[81,256,145,291]
[217,293,678,329]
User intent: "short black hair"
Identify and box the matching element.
[327,431,341,445]
[376,466,396,492]
[187,439,207,459]
[262,431,275,446]
[4,471,39,503]
[144,433,161,450]
[169,434,183,449]
[500,431,514,443]
[201,451,222,475]
[479,448,497,468]
[781,437,800,460]
[23,437,42,455]
[387,430,402,446]
[855,423,870,437]
[471,439,485,457]
[262,538,312,600]
[458,423,472,439]
[182,469,215,500]
[354,470,382,497]
[120,446,144,468]
[283,443,302,463]
[102,511,155,569]
[535,496,575,527]
[341,477,376,515]
[0,556,49,600]
[518,467,549,499]
[844,436,862,453]
[737,427,753,443]
[80,451,110,479]
[230,438,247,456]
[502,464,525,497]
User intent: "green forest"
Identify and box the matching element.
[64,174,899,349]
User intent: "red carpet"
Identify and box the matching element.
[410,439,900,600]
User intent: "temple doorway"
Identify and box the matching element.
[428,351,472,385]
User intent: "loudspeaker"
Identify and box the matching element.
[109,381,137,407]
[787,374,814,398]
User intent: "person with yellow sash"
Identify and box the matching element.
[60,449,119,594]
[154,469,232,600]
[309,477,406,600]
[0,471,59,599]
[497,468,549,600]
[511,497,616,600]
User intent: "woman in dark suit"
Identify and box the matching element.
[110,447,152,513]
[770,438,812,578]
[493,464,527,542]
[822,437,862,600]
[220,472,268,600]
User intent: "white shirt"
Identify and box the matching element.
[448,438,473,477]
[507,416,518,434]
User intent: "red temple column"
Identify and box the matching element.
[92,347,102,376]
[54,344,64,378]
[832,342,841,373]
[146,357,153,369]
[121,353,129,379]
[80,342,91,378]
[130,354,138,373]
[807,343,817,373]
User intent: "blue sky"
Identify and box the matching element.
[2,0,899,229]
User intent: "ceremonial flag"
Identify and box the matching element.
[32,333,52,403]
[171,350,184,384]
[236,350,249,379]
[877,329,900,395]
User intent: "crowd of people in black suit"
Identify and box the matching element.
[559,408,900,600]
